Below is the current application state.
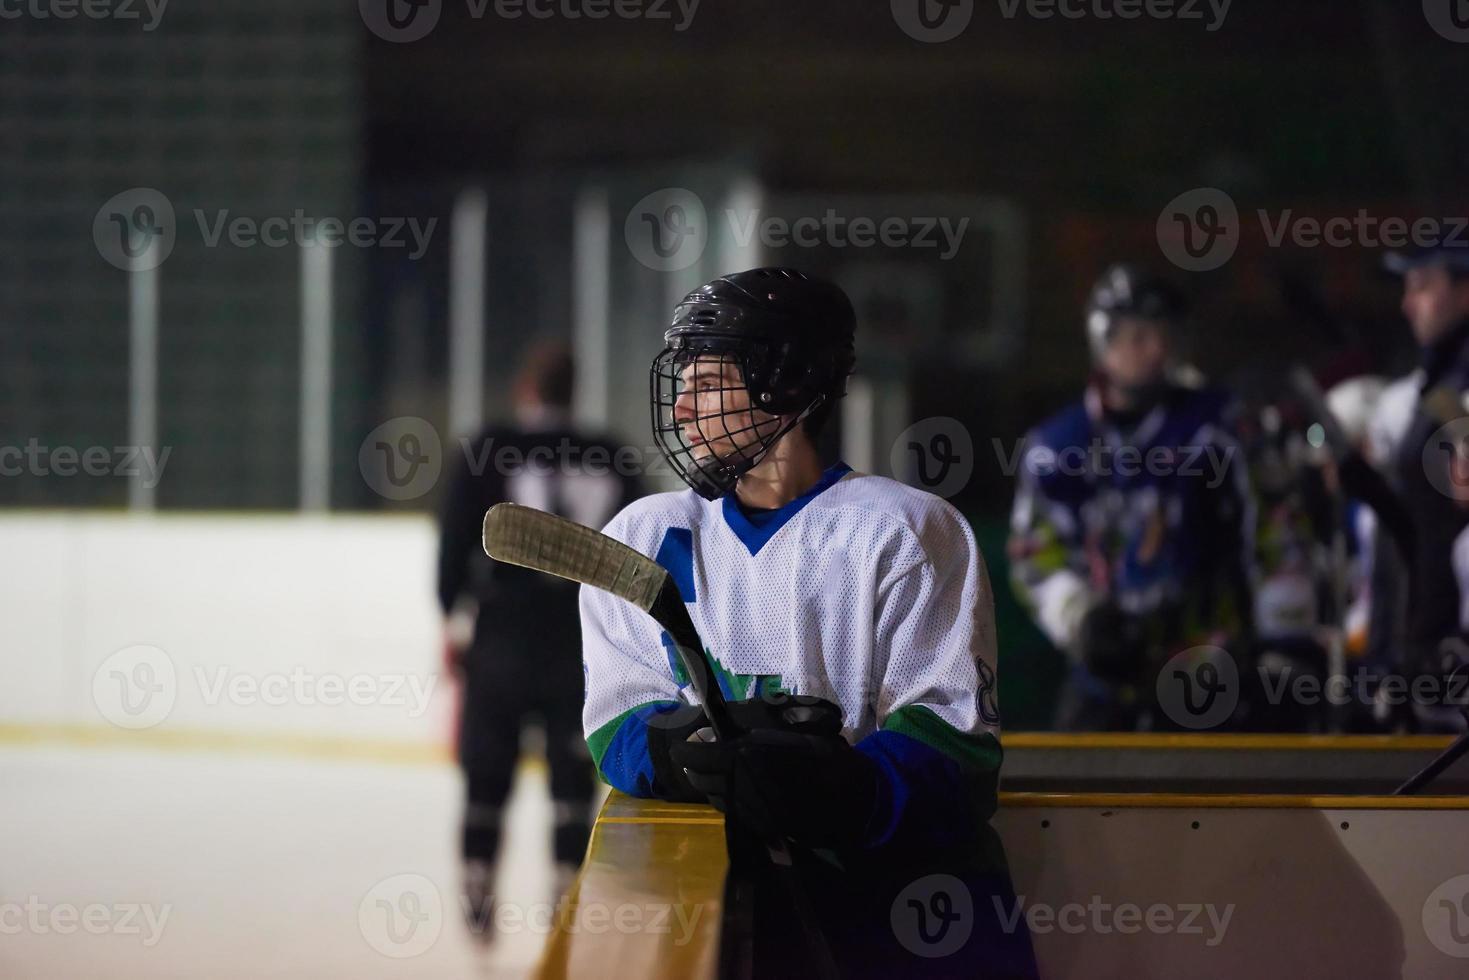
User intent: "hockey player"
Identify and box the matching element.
[1008,265,1255,730]
[1376,244,1469,730]
[437,342,641,940]
[579,268,1036,977]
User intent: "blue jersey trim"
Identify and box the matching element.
[597,701,684,797]
[855,728,983,851]
[720,461,853,556]
[654,527,697,602]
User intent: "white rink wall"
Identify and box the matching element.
[0,513,452,744]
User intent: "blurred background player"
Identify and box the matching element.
[1369,244,1469,731]
[437,341,642,939]
[1008,265,1256,731]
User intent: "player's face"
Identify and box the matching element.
[1401,265,1469,348]
[672,356,784,463]
[1099,316,1170,390]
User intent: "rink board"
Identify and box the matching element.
[539,737,1469,979]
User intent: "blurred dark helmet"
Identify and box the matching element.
[1085,264,1188,358]
[1383,242,1469,279]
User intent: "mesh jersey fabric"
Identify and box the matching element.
[579,463,1003,836]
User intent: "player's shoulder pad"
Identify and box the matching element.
[813,471,979,577]
[600,488,704,554]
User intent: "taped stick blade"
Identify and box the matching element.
[482,502,668,612]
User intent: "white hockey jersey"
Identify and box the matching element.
[579,462,1002,820]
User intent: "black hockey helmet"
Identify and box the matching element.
[651,268,856,499]
[1085,264,1187,358]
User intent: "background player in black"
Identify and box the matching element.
[437,341,643,940]
[1375,244,1469,730]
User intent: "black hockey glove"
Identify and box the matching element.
[668,727,881,851]
[644,694,844,803]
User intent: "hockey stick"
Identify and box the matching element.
[481,501,738,739]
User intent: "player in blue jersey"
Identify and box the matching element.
[1008,265,1256,731]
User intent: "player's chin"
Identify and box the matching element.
[688,441,730,463]
[689,441,748,469]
